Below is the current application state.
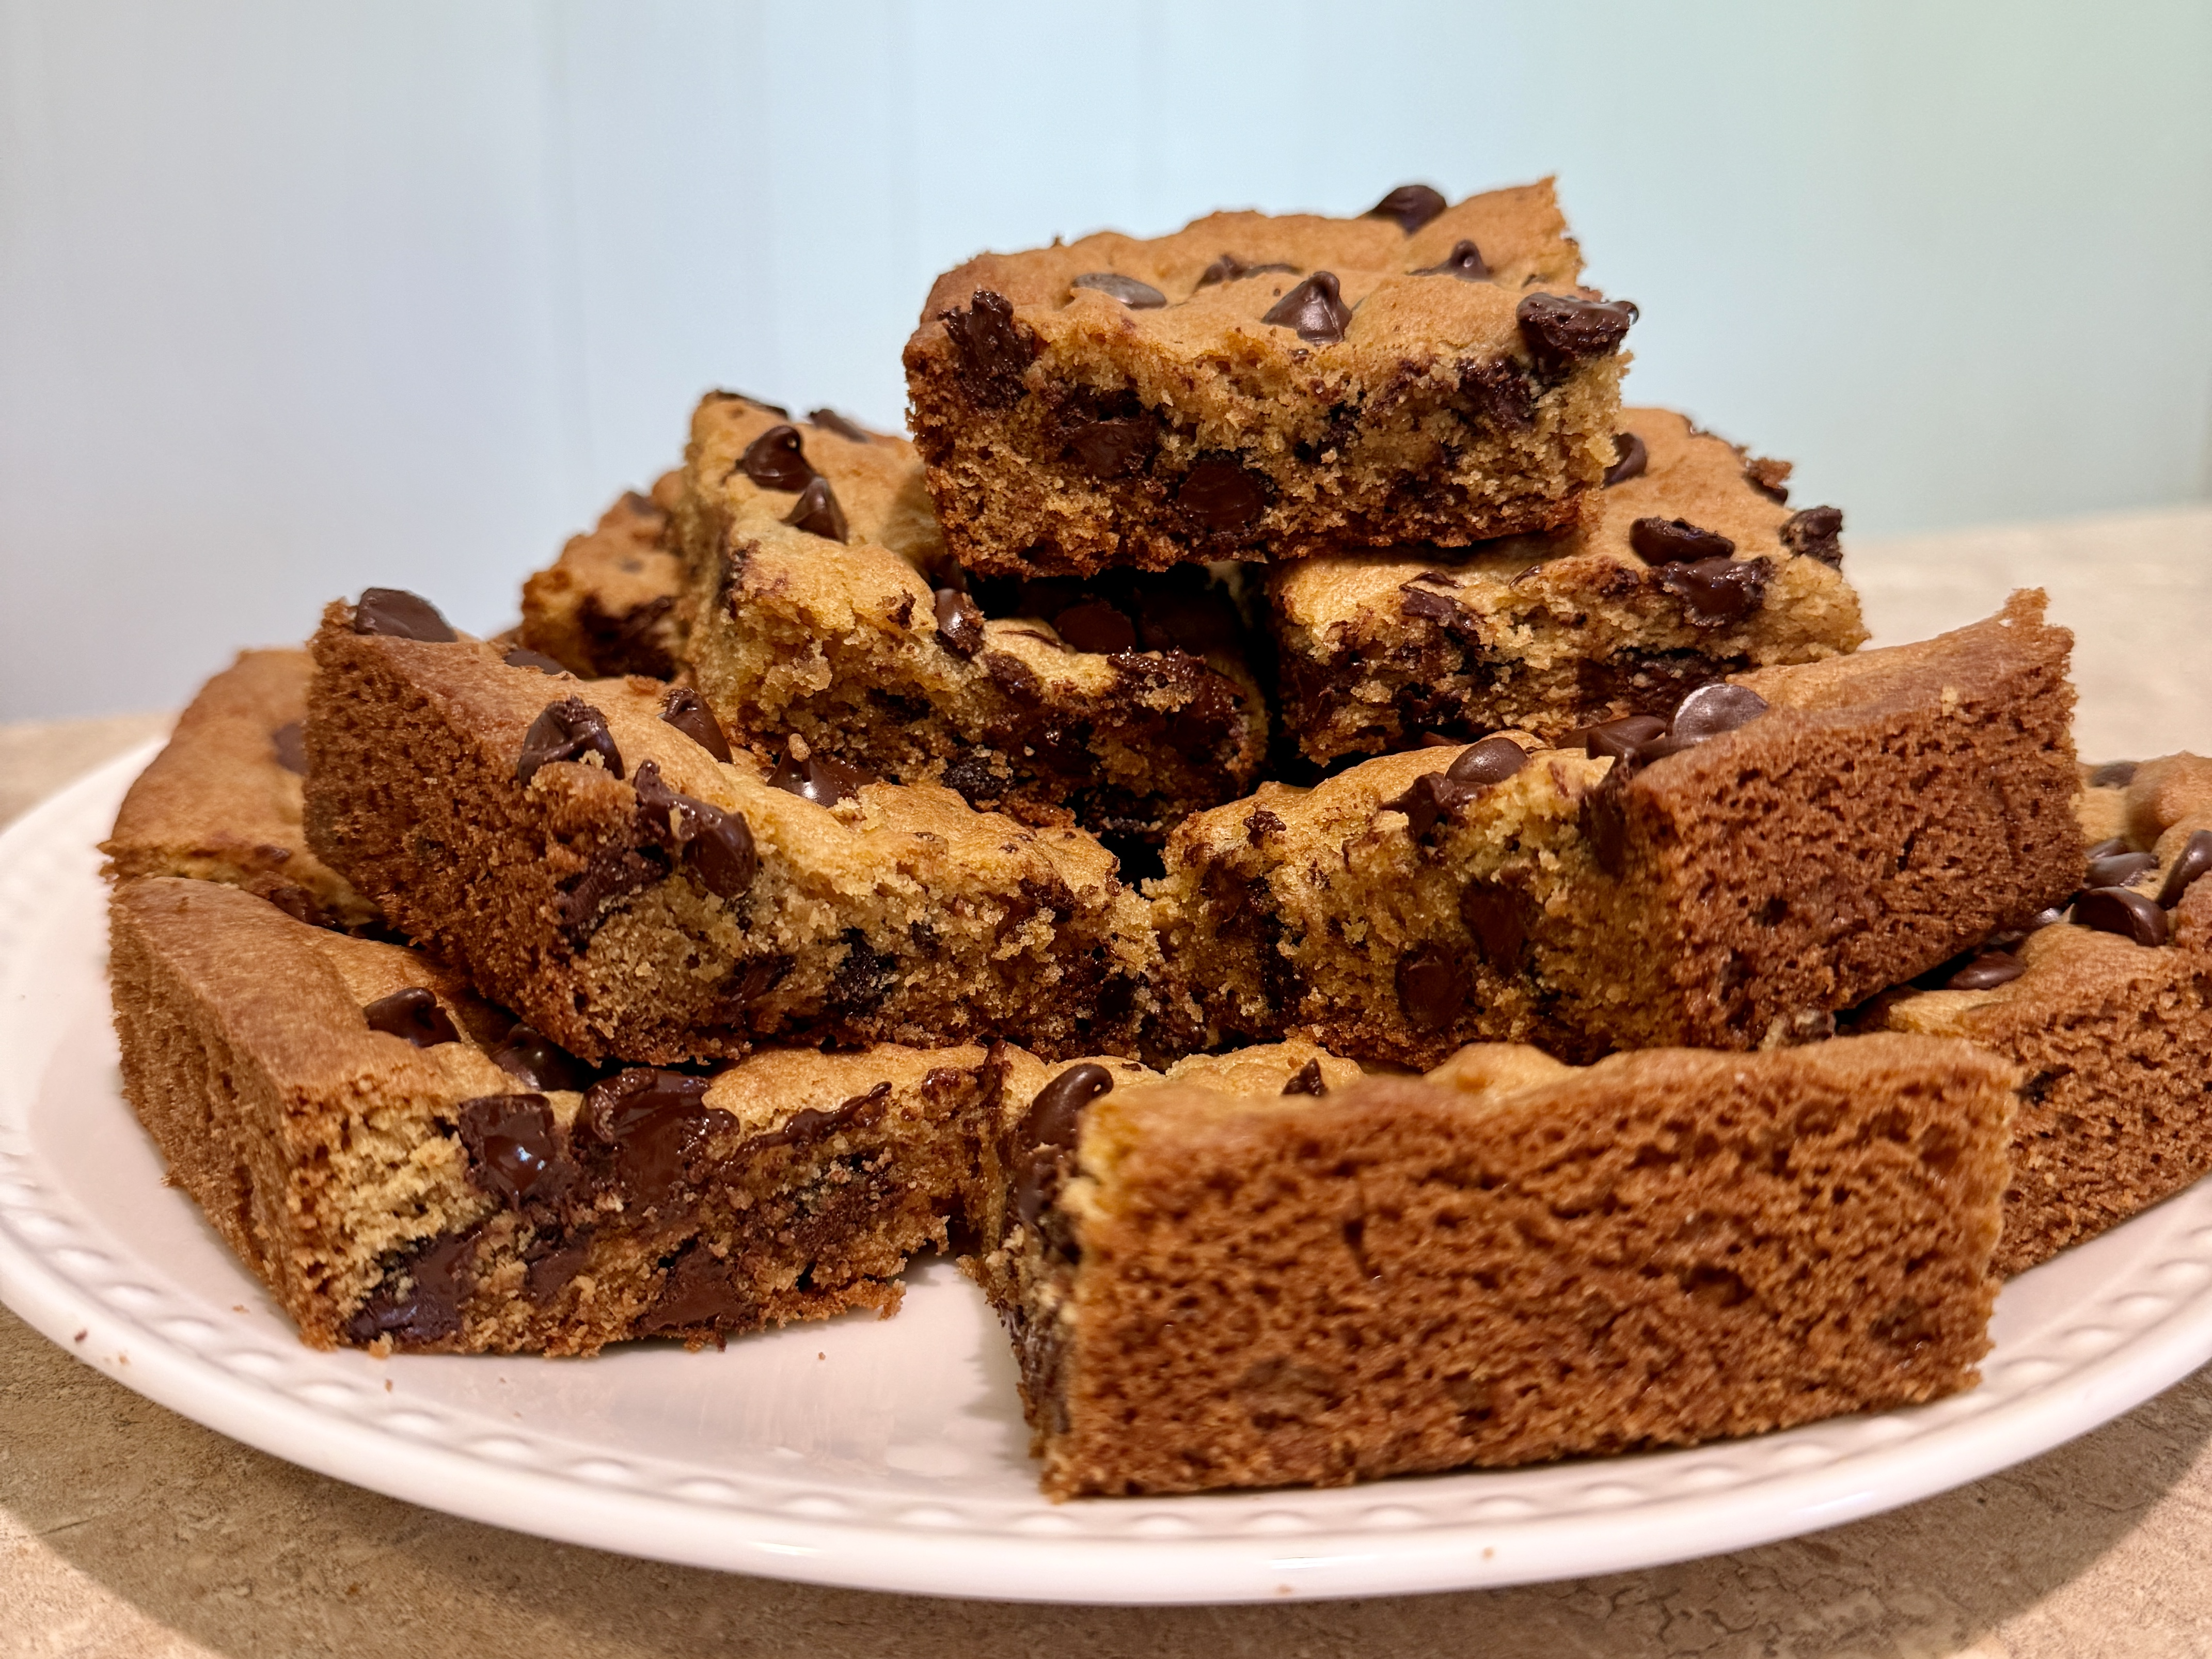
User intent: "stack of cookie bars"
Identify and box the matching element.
[103,179,2212,1500]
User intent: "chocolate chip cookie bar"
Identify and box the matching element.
[1864,754,2212,1274]
[976,1033,2012,1498]
[1269,406,1869,763]
[517,475,687,679]
[904,179,1634,577]
[304,592,1184,1065]
[110,877,1015,1354]
[102,648,380,931]
[1151,594,2079,1066]
[671,394,1268,852]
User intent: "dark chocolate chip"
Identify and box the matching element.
[1398,583,1482,646]
[584,1068,721,1205]
[1446,736,1529,787]
[1195,254,1299,288]
[1515,292,1637,375]
[343,1229,475,1346]
[271,721,307,775]
[1260,272,1353,344]
[659,686,733,763]
[1014,1062,1116,1229]
[259,883,328,928]
[1781,505,1845,567]
[618,489,660,518]
[2075,887,2169,946]
[1281,1058,1328,1097]
[1460,358,1536,430]
[1415,240,1489,280]
[640,1243,757,1335]
[2085,837,2128,861]
[1368,184,1447,234]
[1066,416,1156,478]
[352,588,456,642]
[744,1081,889,1157]
[1603,432,1649,487]
[1658,556,1770,628]
[631,760,755,901]
[768,746,874,808]
[1395,943,1467,1033]
[1383,771,1474,840]
[2087,849,2159,889]
[934,588,987,657]
[1669,682,1770,745]
[456,1094,563,1207]
[503,646,567,675]
[1071,272,1166,309]
[1946,952,2025,991]
[940,289,1037,407]
[2089,761,2139,788]
[362,986,460,1048]
[1245,807,1286,844]
[782,476,848,543]
[1743,456,1793,504]
[1629,516,1737,565]
[491,1023,595,1093]
[740,423,814,491]
[1579,714,1669,763]
[2159,829,2212,908]
[517,697,623,783]
[1987,907,2069,951]
[1459,880,1529,968]
[1177,457,1267,532]
[808,408,873,443]
[1053,598,1137,654]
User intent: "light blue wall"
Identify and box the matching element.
[3,0,2208,718]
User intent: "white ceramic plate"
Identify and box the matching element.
[8,746,2212,1604]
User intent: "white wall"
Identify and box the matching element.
[3,0,2209,719]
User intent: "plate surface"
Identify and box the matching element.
[7,746,2212,1604]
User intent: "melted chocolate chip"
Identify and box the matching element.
[1053,598,1137,654]
[1658,556,1770,628]
[1071,272,1166,309]
[2159,829,2212,908]
[1515,293,1637,375]
[2087,849,2159,889]
[1781,505,1845,566]
[1668,682,1771,745]
[934,588,986,657]
[740,423,814,491]
[2076,886,2169,946]
[808,408,872,443]
[517,697,623,783]
[940,289,1037,406]
[1603,432,1649,487]
[362,986,460,1048]
[1395,944,1466,1033]
[491,1023,595,1093]
[343,1229,475,1346]
[640,1244,757,1336]
[584,1068,721,1205]
[2086,837,2128,861]
[631,760,756,902]
[1461,358,1536,430]
[1281,1058,1328,1097]
[1177,458,1267,532]
[1946,952,2026,991]
[1368,184,1447,234]
[271,721,307,775]
[782,476,848,542]
[659,686,733,763]
[352,588,456,642]
[1383,771,1468,840]
[1460,880,1529,968]
[1014,1063,1116,1229]
[1629,516,1736,565]
[2089,761,2139,788]
[1579,713,1670,762]
[1446,735,1529,786]
[745,1081,890,1155]
[1066,416,1156,478]
[456,1094,563,1207]
[259,883,327,928]
[1260,272,1353,344]
[1415,240,1490,280]
[503,646,567,675]
[768,746,873,808]
[1744,457,1794,503]
[1196,254,1299,288]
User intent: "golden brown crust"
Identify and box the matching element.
[101,649,379,930]
[984,1033,2012,1498]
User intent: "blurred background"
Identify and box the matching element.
[3,0,2209,720]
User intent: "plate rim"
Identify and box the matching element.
[6,743,2212,1605]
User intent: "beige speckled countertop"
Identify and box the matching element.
[6,507,2212,1657]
